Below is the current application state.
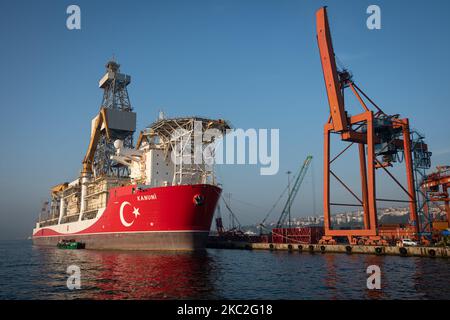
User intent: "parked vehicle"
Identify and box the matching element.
[397,238,418,247]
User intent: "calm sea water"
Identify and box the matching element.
[0,240,449,300]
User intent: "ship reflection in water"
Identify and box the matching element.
[0,241,449,299]
[37,247,220,300]
[86,250,218,299]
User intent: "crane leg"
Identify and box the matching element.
[359,143,370,230]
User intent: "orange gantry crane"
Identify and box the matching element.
[315,7,431,245]
[421,166,450,230]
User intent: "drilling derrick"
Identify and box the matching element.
[83,61,136,178]
[72,61,137,219]
[100,61,132,112]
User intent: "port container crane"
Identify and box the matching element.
[421,166,450,231]
[315,7,431,245]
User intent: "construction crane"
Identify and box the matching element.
[276,156,313,228]
[315,7,431,245]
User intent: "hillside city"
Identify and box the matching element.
[239,206,445,234]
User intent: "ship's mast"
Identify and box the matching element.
[93,60,135,178]
[100,61,132,111]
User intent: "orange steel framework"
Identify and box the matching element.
[316,7,430,245]
[421,166,450,229]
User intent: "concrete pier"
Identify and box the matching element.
[207,241,450,258]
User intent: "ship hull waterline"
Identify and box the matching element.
[33,231,210,251]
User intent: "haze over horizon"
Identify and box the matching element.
[1,0,449,240]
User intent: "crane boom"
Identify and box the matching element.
[276,155,313,228]
[316,7,348,133]
[82,108,111,175]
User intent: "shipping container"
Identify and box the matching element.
[271,227,324,244]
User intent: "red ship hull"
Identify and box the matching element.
[32,184,221,250]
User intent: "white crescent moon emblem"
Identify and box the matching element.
[119,201,134,227]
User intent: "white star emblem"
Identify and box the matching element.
[132,207,140,218]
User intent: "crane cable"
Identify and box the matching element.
[215,167,287,227]
[260,184,290,227]
[220,193,242,230]
[230,197,267,210]
[260,159,310,227]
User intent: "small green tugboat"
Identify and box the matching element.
[57,239,85,249]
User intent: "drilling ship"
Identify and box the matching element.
[32,61,230,250]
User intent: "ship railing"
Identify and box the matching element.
[60,214,80,224]
[63,188,81,199]
[84,189,108,199]
[65,206,80,215]
[82,209,99,220]
[38,218,59,228]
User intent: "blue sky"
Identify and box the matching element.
[0,0,449,239]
